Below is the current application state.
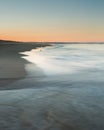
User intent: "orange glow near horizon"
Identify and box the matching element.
[0,0,104,43]
[1,29,104,42]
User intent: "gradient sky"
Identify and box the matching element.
[0,0,104,42]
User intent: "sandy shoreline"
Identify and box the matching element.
[0,42,49,88]
[0,43,104,130]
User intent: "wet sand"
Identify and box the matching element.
[0,41,48,88]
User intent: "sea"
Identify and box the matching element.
[22,43,104,82]
[21,43,104,129]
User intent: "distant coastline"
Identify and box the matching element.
[0,39,22,44]
[0,39,104,44]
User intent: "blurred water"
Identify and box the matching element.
[1,44,104,130]
[21,44,104,78]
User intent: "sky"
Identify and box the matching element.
[0,0,104,42]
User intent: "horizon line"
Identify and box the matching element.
[0,39,104,43]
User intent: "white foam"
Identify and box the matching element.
[20,44,104,76]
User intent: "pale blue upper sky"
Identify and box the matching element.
[0,0,104,42]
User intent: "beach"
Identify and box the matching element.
[0,0,104,129]
[0,42,48,89]
[0,42,104,130]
